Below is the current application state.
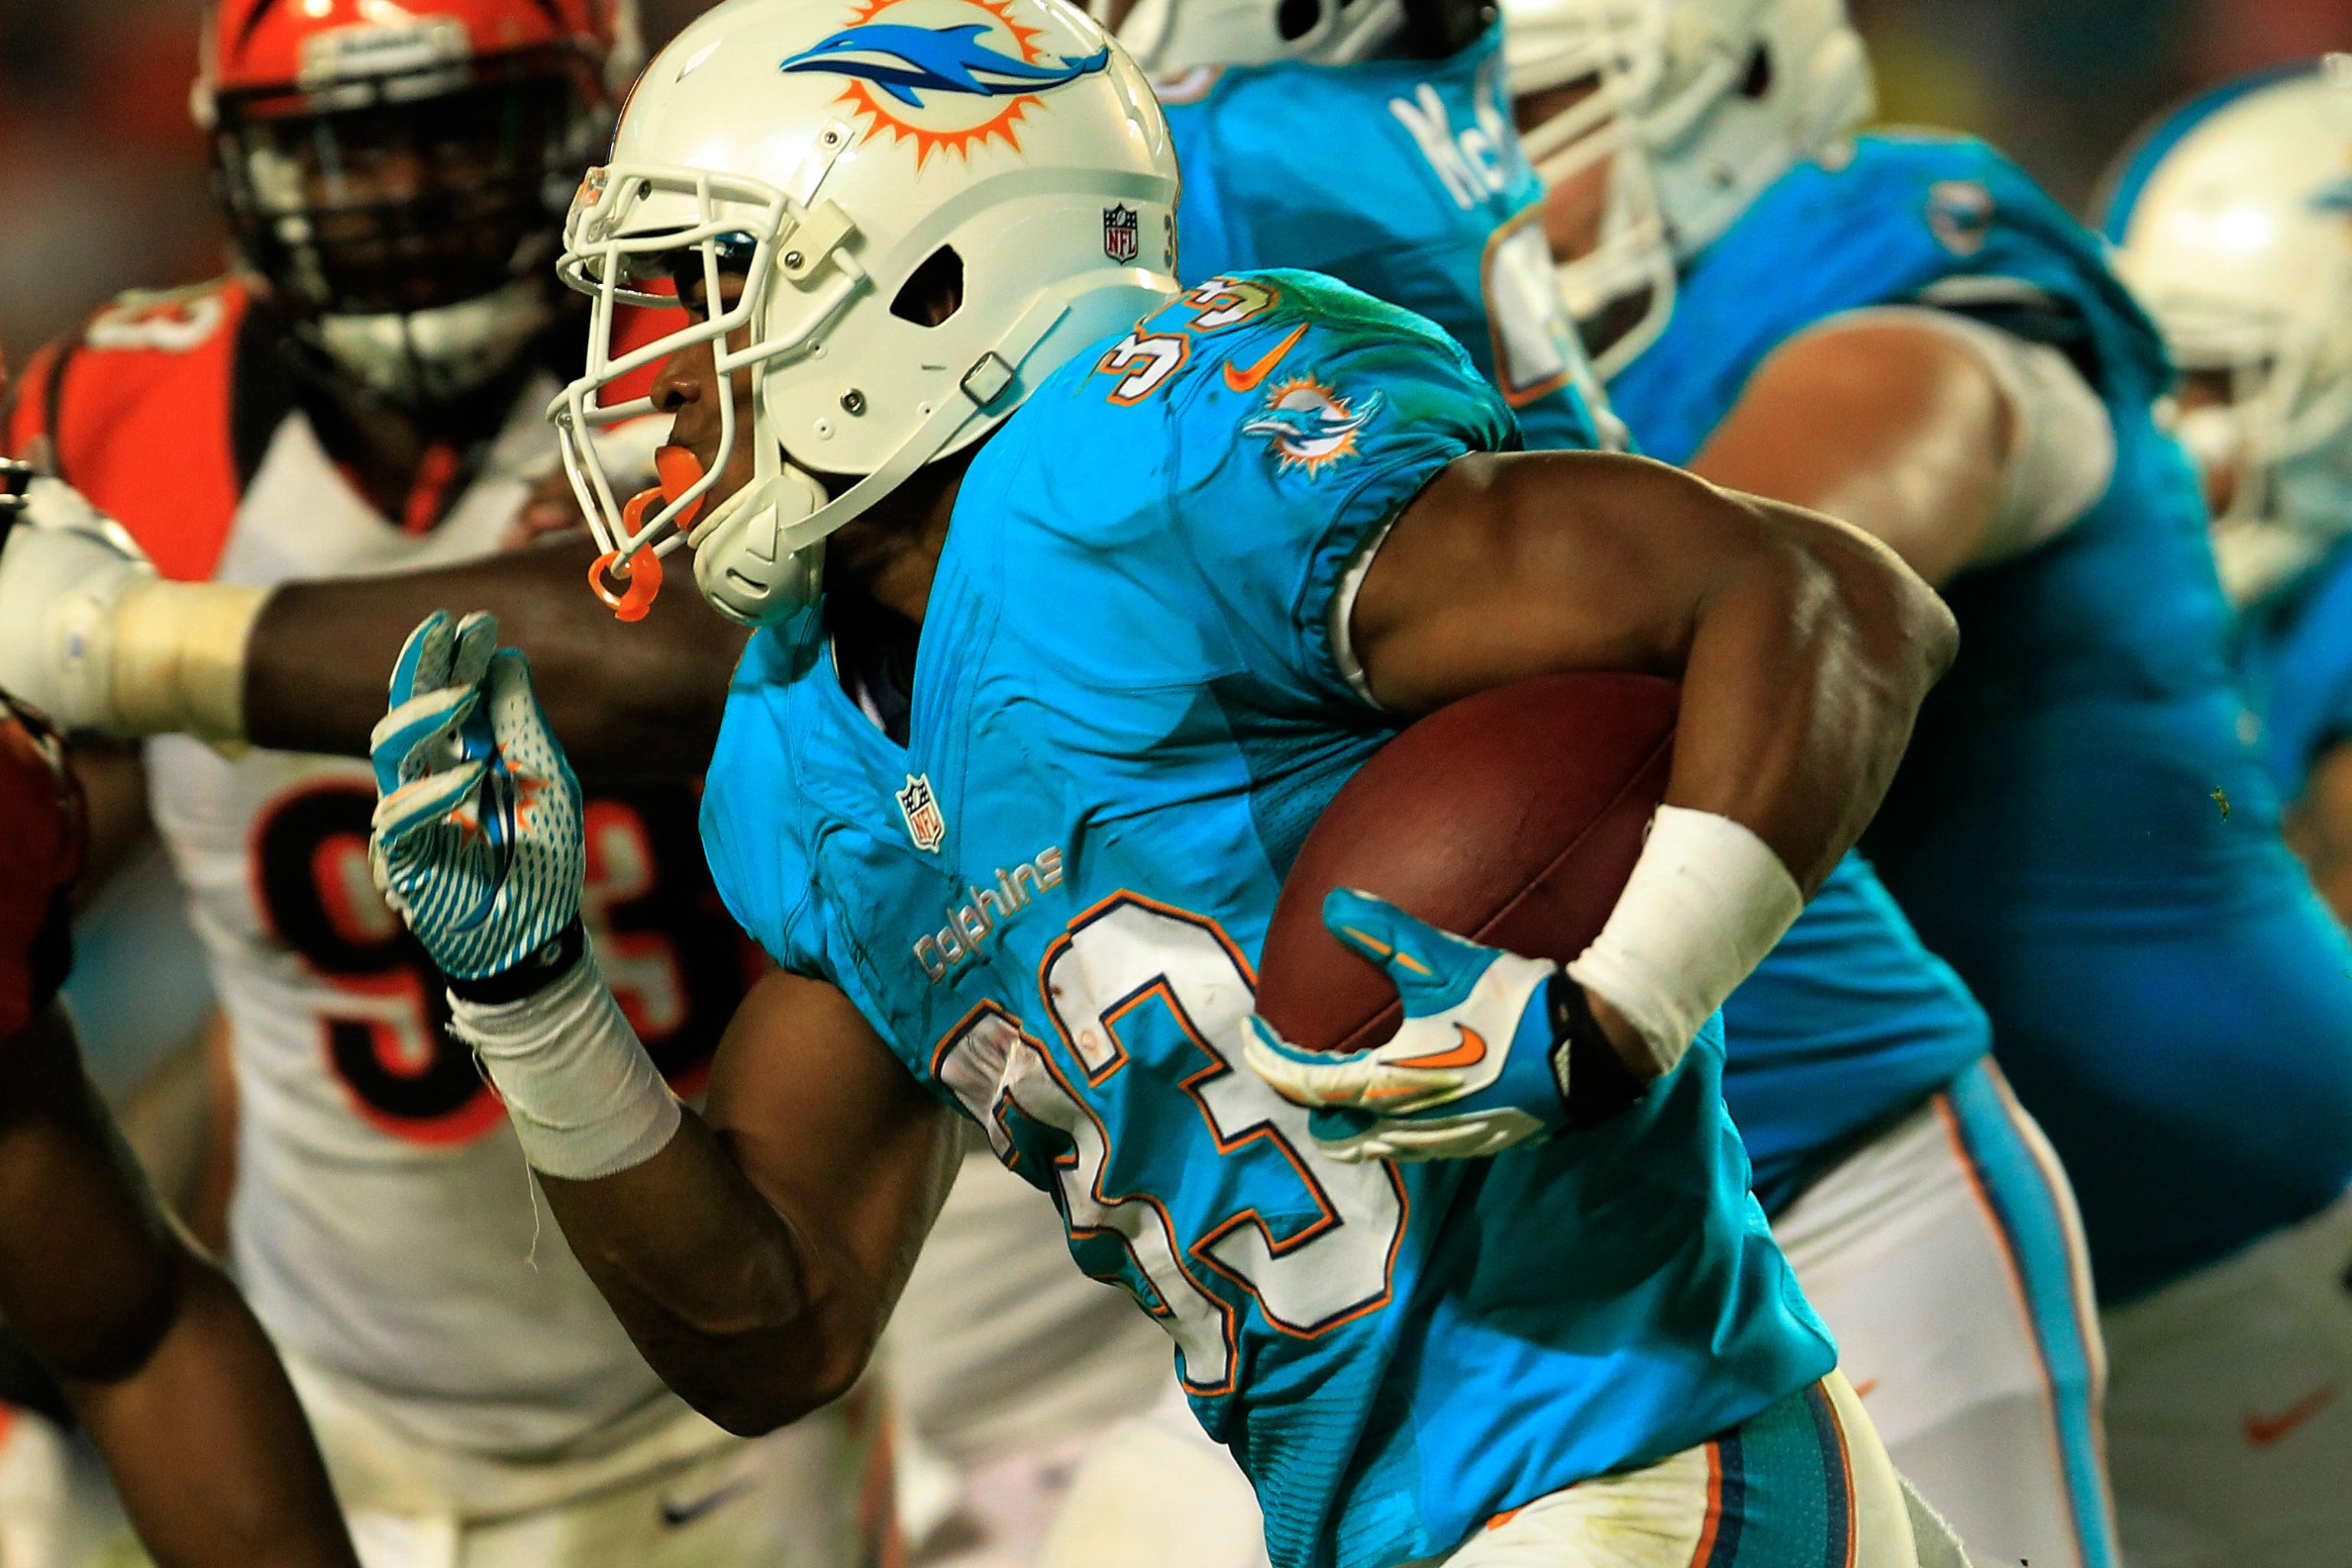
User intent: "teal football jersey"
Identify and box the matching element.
[1160,24,1616,453]
[702,272,1831,1568]
[1611,132,2352,1300]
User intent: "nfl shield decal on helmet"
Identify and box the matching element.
[779,0,1112,168]
[897,773,948,853]
[1103,204,1141,263]
[1244,377,1382,476]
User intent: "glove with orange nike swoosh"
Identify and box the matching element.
[1243,889,1577,1163]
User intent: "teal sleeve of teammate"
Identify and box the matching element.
[1162,25,1613,452]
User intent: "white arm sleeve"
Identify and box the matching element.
[1798,305,2116,566]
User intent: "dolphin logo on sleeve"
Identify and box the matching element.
[1243,377,1383,475]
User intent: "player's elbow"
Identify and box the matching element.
[44,1246,198,1387]
[1754,494,1959,704]
[665,1334,871,1437]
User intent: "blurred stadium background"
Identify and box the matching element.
[2,0,2344,364]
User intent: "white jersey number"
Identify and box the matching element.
[936,894,1406,1394]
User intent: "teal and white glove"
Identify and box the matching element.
[368,611,584,983]
[1243,890,1576,1163]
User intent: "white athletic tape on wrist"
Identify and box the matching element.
[448,952,683,1181]
[110,579,269,741]
[1565,805,1805,1078]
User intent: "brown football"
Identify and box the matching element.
[1254,674,1677,1054]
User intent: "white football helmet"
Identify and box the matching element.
[550,0,1181,628]
[1501,0,1675,376]
[1109,0,1404,69]
[1642,0,1871,260]
[1098,0,1494,72]
[2104,58,2352,603]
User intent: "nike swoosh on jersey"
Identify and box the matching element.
[2243,1383,2337,1448]
[1396,1024,1488,1072]
[1223,323,1310,392]
[659,1477,756,1529]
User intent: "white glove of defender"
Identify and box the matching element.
[0,477,155,733]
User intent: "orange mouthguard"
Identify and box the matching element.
[599,447,708,621]
[590,546,664,623]
[618,444,710,542]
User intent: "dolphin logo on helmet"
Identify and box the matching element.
[781,21,1111,107]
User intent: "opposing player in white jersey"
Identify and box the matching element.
[2100,58,2352,1567]
[2,4,866,1563]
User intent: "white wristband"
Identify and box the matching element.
[448,953,683,1181]
[1565,805,1805,1078]
[112,578,270,741]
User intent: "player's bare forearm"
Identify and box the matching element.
[1688,322,2014,587]
[535,1110,858,1432]
[537,972,961,1434]
[0,1006,356,1568]
[70,1258,358,1568]
[246,538,746,776]
[1353,449,1955,893]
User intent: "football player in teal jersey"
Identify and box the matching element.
[351,2,1971,1566]
[2106,62,2352,910]
[2099,58,2352,1566]
[1510,4,2352,1565]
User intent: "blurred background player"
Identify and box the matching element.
[0,436,358,1568]
[2106,58,2352,906]
[2,3,869,1564]
[1113,0,1620,449]
[2097,56,2352,1568]
[1506,2,2352,1565]
[1501,4,2117,1563]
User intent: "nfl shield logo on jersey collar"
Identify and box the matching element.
[897,773,948,854]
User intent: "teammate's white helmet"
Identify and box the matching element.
[2103,58,2352,603]
[550,0,1180,628]
[1096,0,1492,73]
[1642,0,1871,260]
[1501,0,1676,377]
[1109,0,1403,69]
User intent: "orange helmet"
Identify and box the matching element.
[192,0,643,407]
